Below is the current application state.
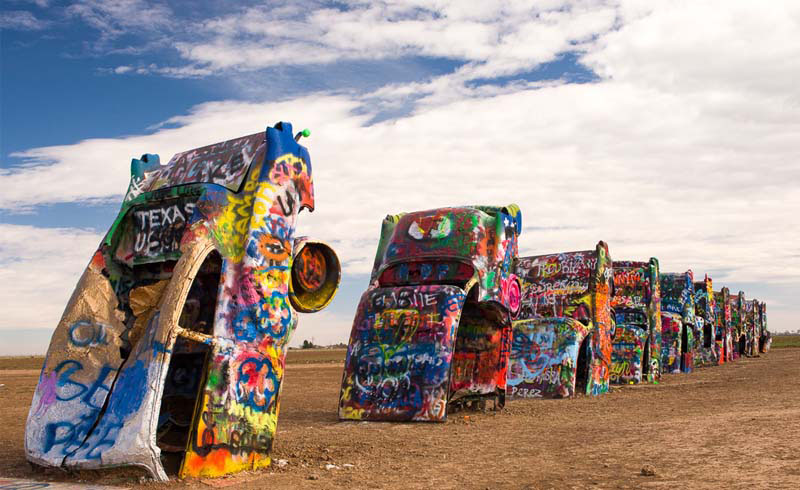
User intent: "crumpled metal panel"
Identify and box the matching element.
[25,254,129,469]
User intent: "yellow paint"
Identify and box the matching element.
[340,406,365,420]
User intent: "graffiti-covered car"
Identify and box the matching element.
[729,291,746,358]
[660,271,696,373]
[744,299,760,358]
[508,242,614,398]
[25,123,341,480]
[338,205,522,422]
[693,275,717,366]
[713,287,732,364]
[759,302,771,353]
[609,258,662,384]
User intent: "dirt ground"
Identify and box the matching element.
[1,348,798,489]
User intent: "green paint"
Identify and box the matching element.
[207,369,222,389]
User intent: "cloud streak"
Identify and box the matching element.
[0,9,50,30]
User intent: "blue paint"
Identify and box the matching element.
[68,320,108,347]
[108,360,147,419]
[153,341,172,355]
[236,357,279,412]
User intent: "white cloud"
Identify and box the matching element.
[0,10,50,30]
[159,0,617,81]
[0,224,104,329]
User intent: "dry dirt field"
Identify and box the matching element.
[1,347,798,489]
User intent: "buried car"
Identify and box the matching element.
[660,271,696,374]
[759,302,771,353]
[338,205,523,422]
[693,275,718,367]
[729,291,746,359]
[609,258,662,384]
[713,287,733,364]
[25,123,340,480]
[508,241,614,398]
[744,299,761,358]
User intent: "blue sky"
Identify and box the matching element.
[2,1,799,354]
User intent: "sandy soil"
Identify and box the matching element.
[1,349,798,489]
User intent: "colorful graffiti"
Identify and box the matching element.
[713,288,732,364]
[660,271,695,374]
[759,302,771,353]
[26,123,340,481]
[728,291,746,359]
[510,242,613,398]
[610,259,662,384]
[744,299,760,358]
[339,205,522,421]
[338,285,466,421]
[693,275,717,367]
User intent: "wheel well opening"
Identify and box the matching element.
[575,334,592,394]
[448,291,509,412]
[156,251,221,475]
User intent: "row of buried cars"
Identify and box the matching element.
[337,205,772,422]
[24,124,771,481]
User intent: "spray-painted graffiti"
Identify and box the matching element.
[758,302,771,353]
[508,318,587,397]
[125,132,262,202]
[129,200,197,261]
[660,271,695,374]
[713,288,732,364]
[694,275,717,367]
[510,242,613,398]
[340,205,522,421]
[744,299,761,358]
[728,291,746,359]
[26,123,340,481]
[339,285,466,421]
[610,259,662,384]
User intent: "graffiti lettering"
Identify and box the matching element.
[68,321,108,347]
[133,201,196,259]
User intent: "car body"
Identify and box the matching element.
[744,299,760,357]
[713,287,732,364]
[338,205,523,422]
[729,291,746,359]
[508,241,614,398]
[660,271,696,373]
[693,275,717,366]
[609,258,662,384]
[759,302,771,353]
[25,123,340,480]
